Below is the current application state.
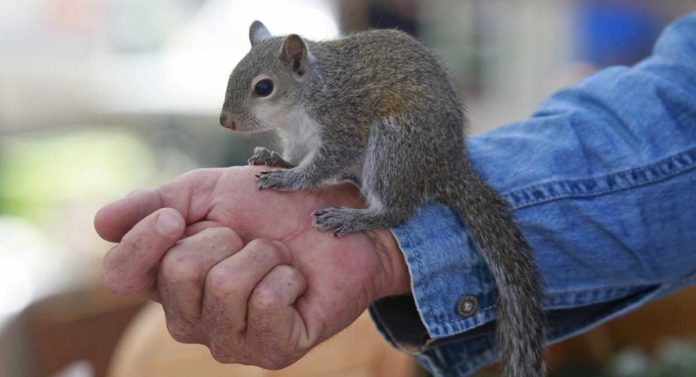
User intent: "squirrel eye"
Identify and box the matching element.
[253,79,274,97]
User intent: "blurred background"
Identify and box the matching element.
[1,1,696,376]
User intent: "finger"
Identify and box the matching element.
[245,264,308,369]
[158,227,244,343]
[184,220,222,237]
[95,188,166,242]
[103,208,185,295]
[94,169,220,242]
[202,240,292,356]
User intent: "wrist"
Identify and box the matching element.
[367,229,411,299]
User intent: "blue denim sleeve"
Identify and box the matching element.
[369,12,696,377]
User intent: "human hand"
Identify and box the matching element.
[94,166,410,368]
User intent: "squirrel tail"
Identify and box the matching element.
[442,166,545,377]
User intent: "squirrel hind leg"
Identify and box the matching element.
[312,204,404,237]
[312,117,425,236]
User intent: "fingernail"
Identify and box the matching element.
[156,210,182,237]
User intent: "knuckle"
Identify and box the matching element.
[160,252,201,286]
[246,238,277,252]
[166,320,198,344]
[202,227,243,251]
[204,265,240,299]
[118,232,140,254]
[102,271,125,295]
[204,265,229,291]
[103,252,145,295]
[209,344,238,364]
[102,270,126,295]
[206,331,245,363]
[251,286,284,312]
[248,240,286,264]
[277,264,300,281]
[103,275,149,296]
[283,266,306,291]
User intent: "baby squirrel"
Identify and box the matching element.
[220,21,545,377]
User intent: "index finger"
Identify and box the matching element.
[103,207,185,295]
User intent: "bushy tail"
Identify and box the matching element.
[442,168,545,377]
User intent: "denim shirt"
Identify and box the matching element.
[369,13,696,377]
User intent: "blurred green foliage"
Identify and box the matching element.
[546,341,696,377]
[0,129,155,224]
[604,341,696,377]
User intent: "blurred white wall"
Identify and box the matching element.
[422,0,573,134]
[0,0,339,133]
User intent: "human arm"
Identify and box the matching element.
[370,12,696,377]
[94,12,696,376]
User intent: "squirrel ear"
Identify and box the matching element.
[249,20,271,46]
[280,34,309,74]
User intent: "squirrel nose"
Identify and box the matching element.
[219,112,236,130]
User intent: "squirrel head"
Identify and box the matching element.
[220,21,315,133]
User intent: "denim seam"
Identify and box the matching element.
[503,146,696,209]
[543,282,681,342]
[445,348,498,377]
[430,286,650,336]
[661,271,696,289]
[544,286,651,308]
[402,223,437,336]
[401,222,497,338]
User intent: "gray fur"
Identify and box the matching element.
[221,21,546,377]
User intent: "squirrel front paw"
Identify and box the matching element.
[256,169,307,191]
[248,147,293,168]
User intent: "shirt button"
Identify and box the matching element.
[456,295,478,317]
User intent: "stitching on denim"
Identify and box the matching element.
[545,286,649,308]
[503,146,696,209]
[446,338,498,377]
[545,284,666,341]
[401,222,440,336]
[660,271,696,290]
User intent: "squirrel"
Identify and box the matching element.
[219,21,545,377]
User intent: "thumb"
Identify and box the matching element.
[94,169,221,242]
[95,188,165,243]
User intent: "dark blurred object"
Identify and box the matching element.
[339,0,420,35]
[550,341,696,377]
[544,285,696,376]
[12,286,145,377]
